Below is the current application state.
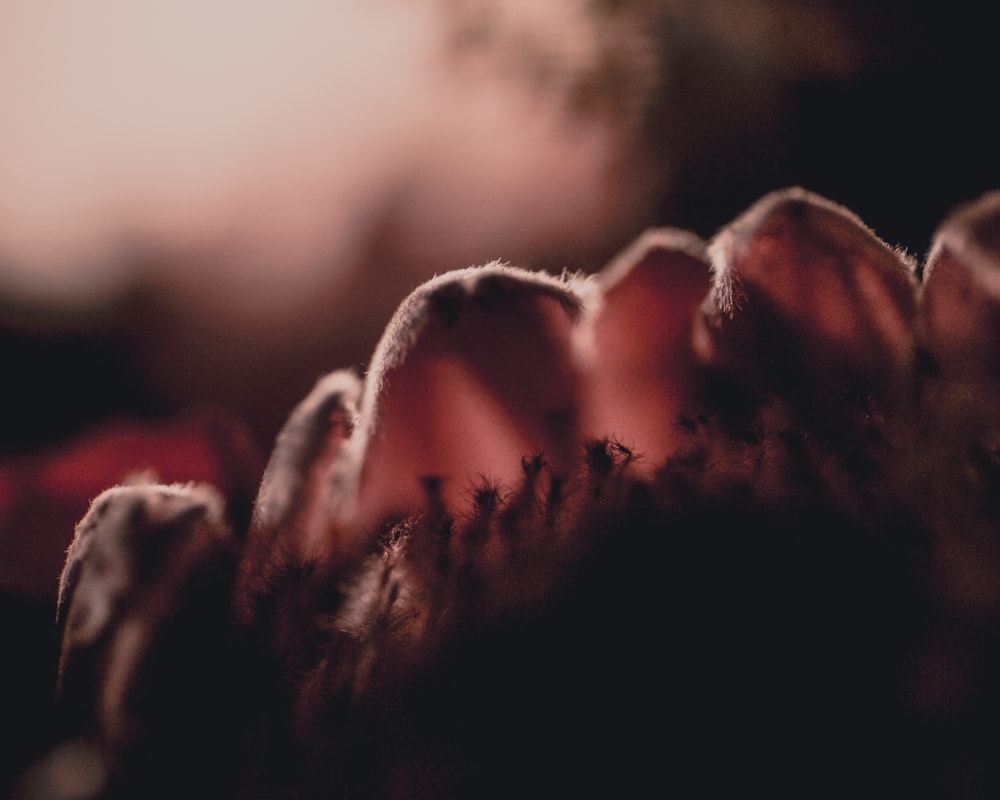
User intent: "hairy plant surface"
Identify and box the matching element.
[35,188,1000,799]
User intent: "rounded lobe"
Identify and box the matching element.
[920,190,1000,381]
[236,370,361,622]
[706,187,917,382]
[349,264,584,528]
[579,228,711,468]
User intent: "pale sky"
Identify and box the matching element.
[0,0,644,316]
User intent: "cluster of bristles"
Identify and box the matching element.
[303,435,644,699]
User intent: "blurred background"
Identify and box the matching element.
[1,0,997,792]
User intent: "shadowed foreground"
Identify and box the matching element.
[17,188,1000,799]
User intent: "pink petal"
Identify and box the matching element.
[702,187,917,387]
[915,191,1000,615]
[579,228,711,470]
[691,188,918,510]
[347,264,583,528]
[920,190,1000,381]
[236,370,361,621]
